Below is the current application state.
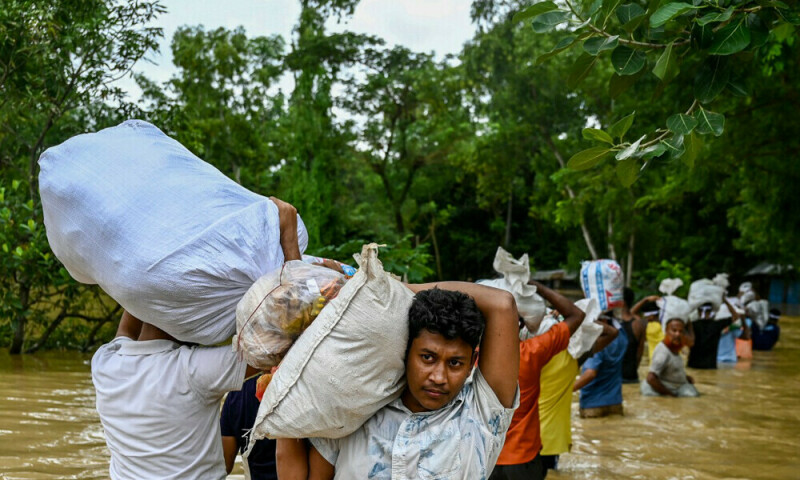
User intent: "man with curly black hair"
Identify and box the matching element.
[277,282,521,479]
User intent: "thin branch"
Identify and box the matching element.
[640,99,699,148]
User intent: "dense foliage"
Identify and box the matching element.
[1,0,797,351]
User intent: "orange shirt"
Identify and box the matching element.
[496,321,571,465]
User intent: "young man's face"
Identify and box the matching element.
[665,319,685,346]
[402,329,476,413]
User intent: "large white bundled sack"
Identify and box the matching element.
[477,247,545,330]
[747,299,770,329]
[38,120,307,344]
[580,259,624,311]
[658,278,691,330]
[249,243,412,441]
[716,297,745,320]
[687,278,726,312]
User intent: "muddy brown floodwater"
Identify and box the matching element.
[1,315,798,479]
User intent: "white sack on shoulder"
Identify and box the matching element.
[39,120,307,344]
[250,244,411,441]
[747,299,770,329]
[477,247,545,329]
[568,298,603,359]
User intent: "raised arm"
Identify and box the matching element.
[528,280,585,335]
[271,196,302,262]
[722,297,741,322]
[631,295,660,315]
[115,311,143,339]
[406,282,519,408]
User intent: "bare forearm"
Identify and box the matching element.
[647,372,676,397]
[528,280,584,334]
[573,369,596,391]
[276,439,309,480]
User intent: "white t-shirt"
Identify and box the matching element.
[311,368,519,480]
[91,336,247,480]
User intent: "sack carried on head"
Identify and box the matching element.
[658,278,690,330]
[580,259,624,311]
[687,277,727,312]
[39,120,308,344]
[477,247,545,331]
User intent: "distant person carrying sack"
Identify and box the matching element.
[91,198,301,480]
[276,282,522,479]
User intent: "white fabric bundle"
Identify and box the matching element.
[716,297,744,320]
[658,278,690,330]
[687,276,727,312]
[518,298,602,360]
[249,244,412,441]
[580,259,624,311]
[39,120,308,344]
[747,299,770,329]
[739,282,756,306]
[477,247,545,330]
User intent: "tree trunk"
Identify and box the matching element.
[607,212,617,261]
[430,219,443,281]
[626,232,635,287]
[504,187,512,248]
[9,283,30,354]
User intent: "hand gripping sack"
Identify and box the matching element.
[234,261,347,369]
[38,120,308,344]
[580,259,624,311]
[517,299,601,360]
[249,243,412,441]
[477,247,545,330]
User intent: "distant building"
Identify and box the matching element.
[745,263,798,306]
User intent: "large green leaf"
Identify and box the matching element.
[611,46,646,75]
[692,22,714,49]
[693,56,730,103]
[582,128,615,144]
[567,147,613,170]
[639,143,668,160]
[666,113,698,135]
[567,53,598,89]
[535,36,580,65]
[662,134,685,159]
[652,42,678,82]
[608,70,644,99]
[583,35,619,55]
[616,134,646,160]
[747,14,769,48]
[709,17,751,55]
[513,2,559,23]
[696,6,735,26]
[682,131,703,168]
[616,158,640,187]
[532,11,571,33]
[608,111,636,140]
[650,3,699,28]
[617,3,646,25]
[694,109,725,136]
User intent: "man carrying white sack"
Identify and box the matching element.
[276,281,522,479]
[91,198,301,480]
[640,292,699,398]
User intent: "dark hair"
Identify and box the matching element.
[624,287,635,308]
[641,301,659,315]
[407,288,485,353]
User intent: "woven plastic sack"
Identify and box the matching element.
[687,278,726,312]
[234,261,347,369]
[249,244,412,442]
[580,259,624,311]
[477,247,545,330]
[39,120,307,344]
[518,299,601,360]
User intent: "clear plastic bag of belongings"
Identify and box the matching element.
[38,120,308,345]
[657,278,691,330]
[746,299,770,329]
[248,244,413,442]
[234,261,348,370]
[477,247,546,330]
[687,276,728,312]
[580,259,625,311]
[301,254,357,278]
[517,299,602,360]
